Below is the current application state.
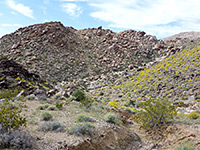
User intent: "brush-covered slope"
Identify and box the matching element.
[0,21,172,83]
[92,44,200,107]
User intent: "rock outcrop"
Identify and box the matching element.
[0,57,52,96]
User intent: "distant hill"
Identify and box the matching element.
[163,31,200,41]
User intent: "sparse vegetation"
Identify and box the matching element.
[76,114,95,122]
[175,141,196,150]
[38,121,65,132]
[25,94,36,100]
[40,112,53,121]
[38,104,49,110]
[104,112,120,125]
[69,122,95,136]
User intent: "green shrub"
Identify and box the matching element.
[48,106,56,111]
[38,121,65,132]
[0,55,8,60]
[72,89,85,101]
[54,93,63,100]
[104,112,120,125]
[0,89,21,100]
[55,102,63,110]
[69,122,95,136]
[188,112,200,119]
[25,95,36,100]
[76,114,95,122]
[40,112,53,121]
[0,100,26,131]
[68,96,76,101]
[80,96,94,108]
[134,97,177,128]
[36,105,46,110]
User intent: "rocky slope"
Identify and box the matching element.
[0,57,52,97]
[0,21,178,83]
[91,42,200,114]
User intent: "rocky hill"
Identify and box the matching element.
[0,21,178,83]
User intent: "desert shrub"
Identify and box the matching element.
[0,89,21,100]
[0,130,33,149]
[53,93,63,100]
[79,96,94,108]
[104,112,120,125]
[38,121,65,132]
[38,96,47,101]
[68,96,76,101]
[134,97,177,128]
[69,122,95,136]
[25,94,36,100]
[36,105,46,110]
[76,114,95,122]
[0,100,26,131]
[40,112,52,121]
[48,106,56,111]
[175,141,195,150]
[56,102,63,110]
[72,89,85,101]
[0,55,8,60]
[188,112,200,119]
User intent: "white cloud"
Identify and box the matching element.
[89,0,200,38]
[0,13,3,16]
[44,0,49,4]
[61,3,82,17]
[6,0,34,19]
[1,24,22,27]
[60,0,88,1]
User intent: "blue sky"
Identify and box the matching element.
[1,0,200,39]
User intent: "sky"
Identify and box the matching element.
[1,0,200,39]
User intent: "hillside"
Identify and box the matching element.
[92,44,200,111]
[0,22,200,150]
[0,21,176,83]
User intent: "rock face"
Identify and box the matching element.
[0,21,176,83]
[0,57,52,96]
